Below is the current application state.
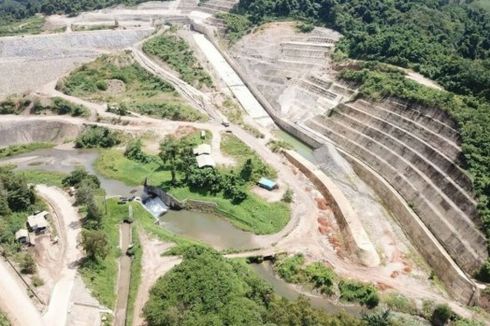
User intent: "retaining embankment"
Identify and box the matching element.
[283,150,380,268]
[188,23,480,303]
[344,153,478,304]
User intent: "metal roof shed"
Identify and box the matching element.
[258,177,278,191]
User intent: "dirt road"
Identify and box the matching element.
[36,185,83,326]
[132,233,181,326]
[114,223,132,326]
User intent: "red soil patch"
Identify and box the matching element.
[390,271,400,278]
[377,282,393,291]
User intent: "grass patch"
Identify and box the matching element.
[382,293,418,315]
[0,143,54,159]
[0,95,89,117]
[143,33,213,89]
[95,148,289,234]
[338,279,380,308]
[0,15,44,37]
[57,53,206,122]
[20,170,66,188]
[220,133,276,179]
[0,311,9,326]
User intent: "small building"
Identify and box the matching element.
[15,229,30,244]
[200,130,206,139]
[27,211,49,234]
[258,177,278,191]
[196,154,216,168]
[193,144,212,156]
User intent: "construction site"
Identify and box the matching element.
[0,0,488,325]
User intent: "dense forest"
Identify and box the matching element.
[235,0,490,101]
[0,0,145,20]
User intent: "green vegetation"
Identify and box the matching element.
[143,246,362,325]
[382,293,417,315]
[267,139,293,153]
[338,280,379,308]
[20,170,66,188]
[274,254,379,308]
[234,0,490,101]
[0,166,46,287]
[75,125,121,149]
[0,95,89,117]
[96,132,289,234]
[0,143,54,159]
[57,53,205,121]
[217,12,253,44]
[143,33,213,89]
[0,0,145,21]
[0,311,9,326]
[0,15,44,36]
[431,304,453,326]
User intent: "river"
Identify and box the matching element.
[0,145,365,314]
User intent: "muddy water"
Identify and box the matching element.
[250,261,364,317]
[274,129,316,162]
[1,146,258,249]
[160,210,257,250]
[1,147,139,196]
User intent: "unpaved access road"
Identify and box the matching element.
[0,258,43,325]
[36,185,83,326]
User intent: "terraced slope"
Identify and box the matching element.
[305,99,487,274]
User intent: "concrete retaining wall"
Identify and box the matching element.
[283,150,380,267]
[344,153,478,304]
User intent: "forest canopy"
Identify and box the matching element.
[0,0,145,20]
[234,0,490,101]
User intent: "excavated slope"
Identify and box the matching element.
[0,118,81,147]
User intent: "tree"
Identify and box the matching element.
[159,136,180,185]
[81,229,109,261]
[239,158,253,182]
[0,181,11,216]
[75,179,96,206]
[362,310,391,326]
[85,198,102,228]
[125,138,150,163]
[62,167,100,188]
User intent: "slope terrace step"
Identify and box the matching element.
[280,41,333,49]
[281,49,327,59]
[330,84,355,97]
[277,59,323,68]
[339,104,474,194]
[298,79,338,101]
[357,99,460,142]
[350,101,462,162]
[332,109,478,219]
[322,113,479,226]
[305,118,487,274]
[307,75,333,89]
[379,98,460,131]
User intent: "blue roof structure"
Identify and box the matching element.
[258,177,277,190]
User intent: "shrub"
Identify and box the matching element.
[281,188,293,203]
[31,275,44,287]
[276,254,306,283]
[296,21,314,33]
[96,80,108,91]
[304,262,335,295]
[432,304,453,326]
[19,253,36,274]
[338,280,379,308]
[75,125,121,148]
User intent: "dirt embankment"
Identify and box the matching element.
[0,117,81,147]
